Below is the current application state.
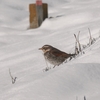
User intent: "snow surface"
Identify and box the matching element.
[0,0,100,100]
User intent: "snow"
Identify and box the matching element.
[0,0,100,100]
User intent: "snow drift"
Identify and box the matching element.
[0,0,100,100]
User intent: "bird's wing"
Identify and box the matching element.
[50,49,69,58]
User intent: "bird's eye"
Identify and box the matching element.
[44,48,47,50]
[43,47,46,50]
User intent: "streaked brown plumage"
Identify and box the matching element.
[39,45,75,67]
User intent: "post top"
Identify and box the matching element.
[36,0,42,5]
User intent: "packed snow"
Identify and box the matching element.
[0,0,100,100]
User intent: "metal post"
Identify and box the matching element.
[29,0,48,29]
[36,0,43,26]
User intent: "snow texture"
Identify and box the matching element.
[0,0,100,100]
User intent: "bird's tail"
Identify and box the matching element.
[70,53,76,57]
[68,53,76,60]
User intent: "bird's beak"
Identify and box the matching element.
[39,48,42,50]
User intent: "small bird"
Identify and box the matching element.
[39,45,75,68]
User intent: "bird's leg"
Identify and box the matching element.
[65,59,67,63]
[69,56,72,61]
[43,55,51,71]
[53,65,56,68]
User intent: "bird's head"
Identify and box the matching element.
[39,45,53,53]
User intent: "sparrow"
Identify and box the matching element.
[39,45,75,68]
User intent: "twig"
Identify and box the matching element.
[88,28,93,45]
[74,31,82,54]
[9,68,17,84]
[84,96,86,100]
[74,34,79,54]
[76,96,78,100]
